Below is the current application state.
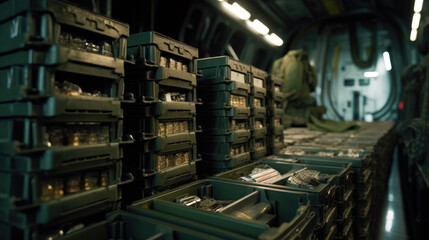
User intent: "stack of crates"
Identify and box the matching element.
[339,122,395,239]
[267,74,285,154]
[123,31,199,201]
[196,56,252,174]
[262,154,355,239]
[250,67,268,160]
[0,0,129,238]
[279,139,375,239]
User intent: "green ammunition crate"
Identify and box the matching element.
[197,130,250,143]
[276,149,372,181]
[197,90,249,109]
[0,64,124,103]
[0,163,124,228]
[196,116,250,135]
[250,66,268,99]
[29,210,226,240]
[198,140,251,174]
[0,46,125,80]
[124,161,197,205]
[125,132,196,154]
[1,184,120,229]
[124,101,196,123]
[199,151,252,173]
[127,160,197,192]
[0,117,122,155]
[197,106,251,119]
[0,96,122,121]
[126,31,198,73]
[251,137,268,160]
[124,141,197,171]
[263,156,354,202]
[126,65,197,83]
[267,107,283,128]
[197,80,251,96]
[0,158,121,207]
[251,106,267,119]
[198,141,250,157]
[212,161,339,226]
[273,153,371,200]
[0,0,128,57]
[128,179,317,240]
[251,117,268,138]
[122,144,198,203]
[0,144,121,173]
[123,141,198,203]
[197,56,251,83]
[123,114,196,141]
[125,71,197,103]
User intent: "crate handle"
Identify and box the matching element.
[118,172,134,185]
[143,59,159,68]
[121,134,135,144]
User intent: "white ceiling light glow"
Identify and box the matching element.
[412,12,421,29]
[410,29,418,41]
[219,1,283,47]
[265,33,284,46]
[247,19,270,35]
[228,2,250,20]
[414,0,424,12]
[383,52,392,71]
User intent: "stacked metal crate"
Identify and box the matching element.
[249,67,268,160]
[196,56,252,175]
[267,74,286,154]
[340,122,395,239]
[123,31,199,201]
[0,0,129,238]
[280,123,396,240]
[213,158,347,240]
[128,179,317,240]
[280,144,373,239]
[263,153,356,240]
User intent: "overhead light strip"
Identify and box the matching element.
[220,2,284,46]
[247,19,270,35]
[410,29,418,41]
[412,12,421,29]
[265,33,284,46]
[410,0,425,41]
[414,0,424,12]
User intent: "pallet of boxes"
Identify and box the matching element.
[196,56,253,175]
[0,0,130,238]
[122,31,199,202]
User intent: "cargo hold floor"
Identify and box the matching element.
[377,148,408,240]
